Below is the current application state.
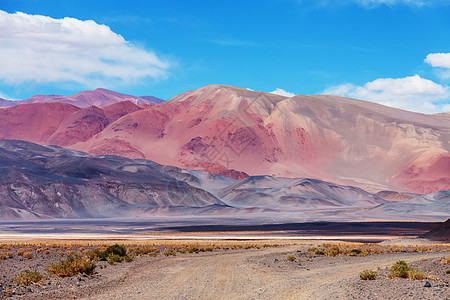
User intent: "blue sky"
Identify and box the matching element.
[1,0,450,112]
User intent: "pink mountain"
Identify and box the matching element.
[0,88,163,108]
[0,84,449,194]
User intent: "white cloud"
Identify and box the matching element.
[443,104,450,112]
[425,53,450,68]
[324,75,450,113]
[0,10,170,87]
[270,88,295,98]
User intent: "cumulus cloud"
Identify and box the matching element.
[425,53,450,80]
[0,10,170,87]
[324,75,450,113]
[270,88,295,98]
[425,53,450,68]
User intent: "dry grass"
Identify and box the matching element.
[306,242,450,258]
[13,270,45,286]
[287,256,296,262]
[359,270,377,280]
[441,256,450,264]
[47,256,96,278]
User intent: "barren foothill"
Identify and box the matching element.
[0,239,449,299]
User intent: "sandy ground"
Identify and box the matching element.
[82,246,448,300]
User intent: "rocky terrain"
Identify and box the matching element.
[0,140,228,219]
[0,240,448,299]
[421,218,450,242]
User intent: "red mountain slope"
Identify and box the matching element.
[74,85,449,193]
[1,85,449,194]
[0,103,80,143]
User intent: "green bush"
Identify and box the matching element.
[387,260,426,280]
[359,270,377,280]
[446,269,450,274]
[13,270,45,286]
[87,244,131,264]
[103,244,127,258]
[187,245,199,253]
[287,256,296,262]
[388,260,410,278]
[164,248,177,256]
[106,254,123,265]
[315,249,325,255]
[86,249,101,261]
[350,248,362,255]
[47,256,96,277]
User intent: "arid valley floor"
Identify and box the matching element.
[0,226,449,300]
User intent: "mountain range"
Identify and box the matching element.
[1,139,448,222]
[0,88,164,108]
[1,84,448,195]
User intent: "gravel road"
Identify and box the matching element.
[82,246,449,300]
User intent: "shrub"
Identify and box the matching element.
[409,270,426,280]
[350,248,362,255]
[47,256,96,277]
[103,244,127,258]
[164,248,177,256]
[287,256,296,262]
[442,257,450,265]
[446,269,450,274]
[0,252,6,260]
[326,246,341,257]
[87,245,131,264]
[187,245,199,253]
[388,261,410,278]
[23,252,33,259]
[86,249,101,261]
[387,260,426,280]
[123,254,133,262]
[13,270,44,286]
[106,254,123,265]
[315,249,325,255]
[17,248,24,256]
[359,270,377,280]
[205,247,214,252]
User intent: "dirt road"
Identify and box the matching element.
[84,246,447,300]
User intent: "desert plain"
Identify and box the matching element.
[0,220,449,300]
